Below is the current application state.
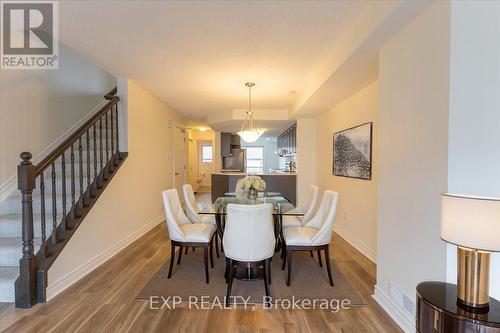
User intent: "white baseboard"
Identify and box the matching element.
[0,100,109,202]
[333,224,377,263]
[372,285,415,333]
[46,214,164,301]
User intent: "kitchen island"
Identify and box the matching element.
[211,173,297,205]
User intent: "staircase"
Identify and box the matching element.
[0,88,128,308]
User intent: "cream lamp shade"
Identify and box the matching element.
[441,193,500,252]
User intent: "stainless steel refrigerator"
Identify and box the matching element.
[222,149,246,172]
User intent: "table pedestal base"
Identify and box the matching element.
[233,262,264,281]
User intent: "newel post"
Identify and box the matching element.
[14,152,38,308]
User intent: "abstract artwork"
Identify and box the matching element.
[333,122,372,180]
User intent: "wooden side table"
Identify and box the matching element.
[416,282,500,332]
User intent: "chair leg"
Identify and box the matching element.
[263,259,271,298]
[224,258,229,283]
[309,250,314,258]
[281,243,287,270]
[324,246,334,287]
[209,238,214,269]
[226,259,233,307]
[268,259,272,285]
[317,250,322,267]
[167,242,175,279]
[286,249,292,286]
[177,246,183,265]
[184,247,188,255]
[215,235,220,258]
[204,246,209,284]
[281,247,287,271]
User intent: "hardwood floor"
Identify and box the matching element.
[0,194,402,332]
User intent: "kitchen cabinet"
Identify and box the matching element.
[278,124,296,156]
[221,133,242,157]
[221,133,231,157]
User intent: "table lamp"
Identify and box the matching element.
[441,193,500,310]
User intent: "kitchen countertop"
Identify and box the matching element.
[212,172,296,176]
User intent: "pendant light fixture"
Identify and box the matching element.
[237,82,265,143]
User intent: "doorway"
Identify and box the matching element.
[174,127,188,199]
[197,140,214,193]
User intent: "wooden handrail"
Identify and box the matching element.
[15,87,127,308]
[35,96,119,176]
[104,87,117,100]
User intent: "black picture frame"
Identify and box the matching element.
[332,122,373,180]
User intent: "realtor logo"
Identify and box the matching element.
[1,1,58,69]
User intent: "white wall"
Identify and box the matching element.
[316,81,378,262]
[46,79,185,298]
[446,0,500,300]
[376,1,450,327]
[0,43,115,189]
[296,118,317,207]
[241,136,279,173]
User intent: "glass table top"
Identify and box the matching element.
[200,194,303,216]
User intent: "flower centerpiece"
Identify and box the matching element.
[241,175,266,199]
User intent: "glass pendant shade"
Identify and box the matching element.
[237,128,265,143]
[237,82,265,143]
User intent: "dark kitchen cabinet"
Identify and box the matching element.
[221,133,231,156]
[221,133,242,156]
[278,124,297,156]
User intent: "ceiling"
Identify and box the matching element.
[58,1,428,132]
[59,1,365,118]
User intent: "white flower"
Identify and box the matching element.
[240,176,266,192]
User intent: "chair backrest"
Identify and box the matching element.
[162,189,191,242]
[235,178,245,193]
[308,190,339,245]
[182,184,201,223]
[223,204,275,262]
[302,185,320,224]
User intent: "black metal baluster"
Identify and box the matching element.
[93,124,98,182]
[115,104,120,155]
[110,105,115,157]
[51,163,57,244]
[78,137,84,209]
[39,174,47,257]
[99,117,103,173]
[70,144,76,218]
[86,130,91,189]
[61,153,67,230]
[105,110,109,163]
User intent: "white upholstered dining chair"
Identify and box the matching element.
[281,190,339,287]
[182,184,220,256]
[282,185,319,228]
[162,189,217,283]
[223,203,275,306]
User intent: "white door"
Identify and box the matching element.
[174,127,187,197]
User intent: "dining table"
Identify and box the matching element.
[200,192,303,280]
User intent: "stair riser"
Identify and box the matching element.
[0,242,41,266]
[2,187,91,214]
[0,280,15,302]
[0,266,18,302]
[0,217,57,238]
